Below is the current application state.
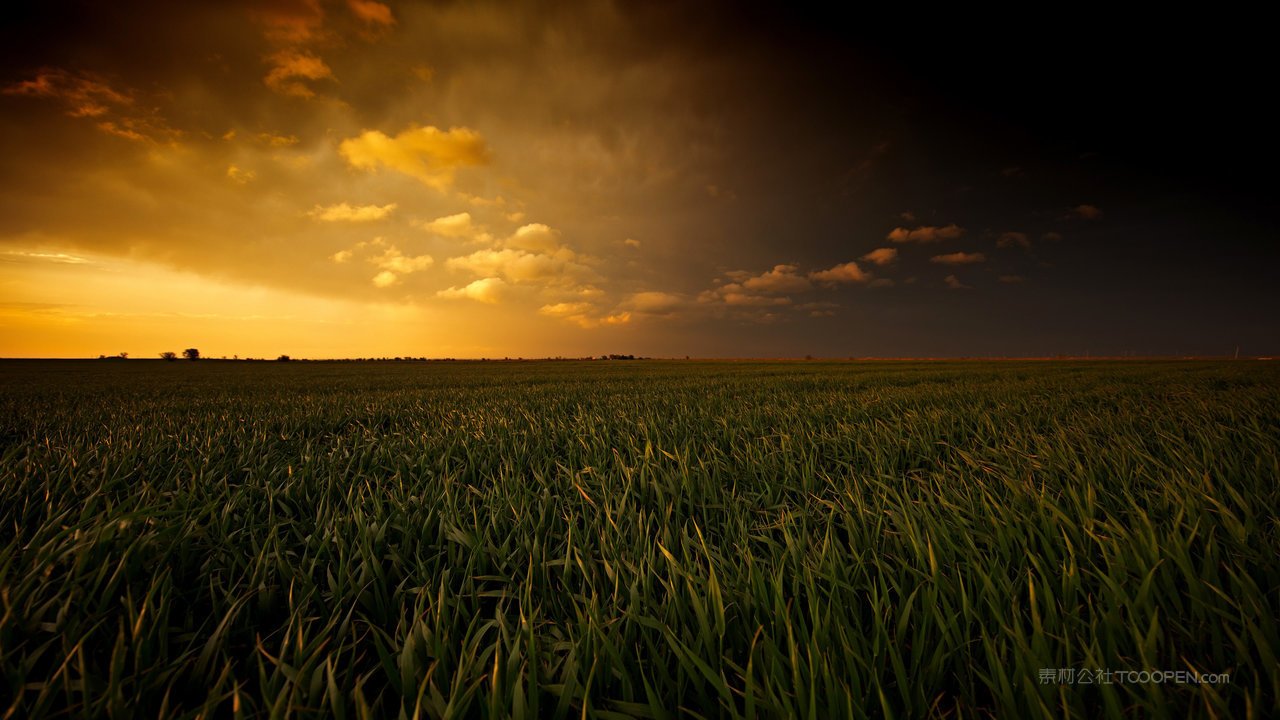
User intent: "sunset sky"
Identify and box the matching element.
[2,2,1275,358]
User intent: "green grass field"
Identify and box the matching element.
[1,360,1277,718]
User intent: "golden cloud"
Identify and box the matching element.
[625,291,684,314]
[338,125,490,190]
[539,302,631,329]
[423,212,476,237]
[809,261,870,283]
[309,202,398,222]
[506,223,562,254]
[437,277,506,304]
[226,165,256,184]
[742,264,812,294]
[445,247,589,284]
[371,245,433,273]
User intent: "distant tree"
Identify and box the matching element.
[160,351,178,361]
[277,354,291,362]
[182,348,200,361]
[119,352,129,359]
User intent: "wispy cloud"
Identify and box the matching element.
[2,250,92,265]
[3,68,178,142]
[309,202,397,222]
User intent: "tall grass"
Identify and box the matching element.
[1,360,1276,718]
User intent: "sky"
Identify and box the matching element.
[1,1,1276,358]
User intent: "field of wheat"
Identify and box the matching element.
[2,359,1276,718]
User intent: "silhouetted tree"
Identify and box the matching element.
[277,354,291,362]
[160,351,177,361]
[182,348,200,361]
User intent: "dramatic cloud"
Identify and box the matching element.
[437,277,505,304]
[347,0,394,26]
[860,247,898,266]
[339,125,490,190]
[944,275,971,290]
[930,252,986,265]
[423,212,476,237]
[810,261,870,284]
[887,224,965,243]
[742,264,812,293]
[997,232,1030,248]
[6,1,1248,359]
[309,202,397,222]
[263,50,334,98]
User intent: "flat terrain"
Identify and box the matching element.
[1,360,1277,718]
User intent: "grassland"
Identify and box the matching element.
[1,359,1277,718]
